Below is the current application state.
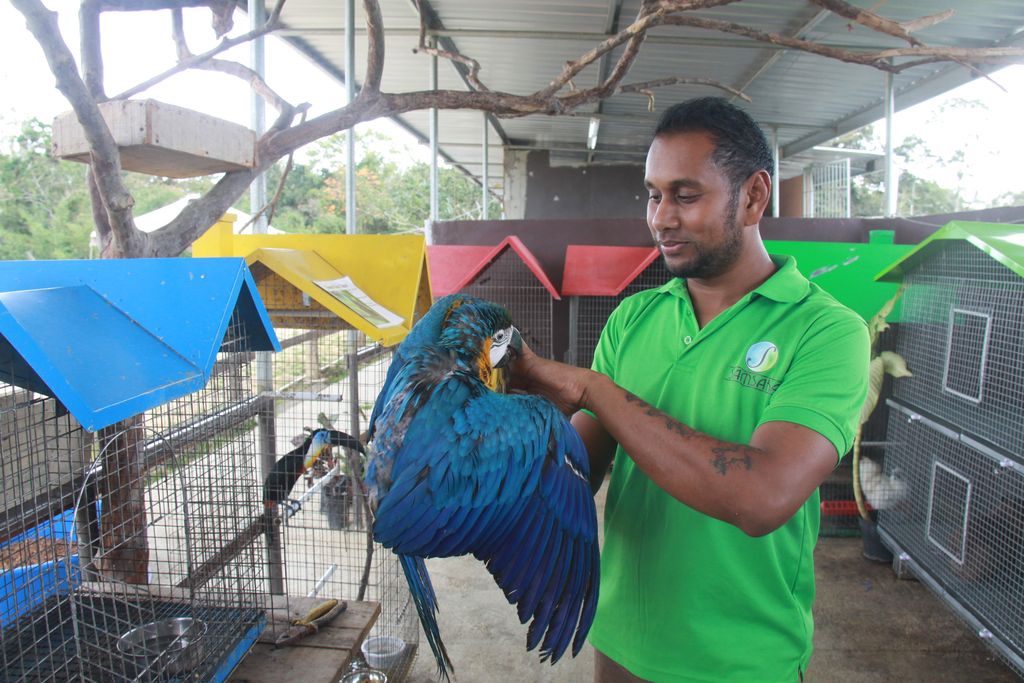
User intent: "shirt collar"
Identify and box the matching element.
[754,255,810,303]
[654,254,810,303]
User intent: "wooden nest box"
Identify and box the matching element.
[52,99,256,178]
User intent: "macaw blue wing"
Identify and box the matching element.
[369,360,599,668]
[367,294,465,439]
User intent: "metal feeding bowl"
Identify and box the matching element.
[117,617,207,675]
[340,670,387,683]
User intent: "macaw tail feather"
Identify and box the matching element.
[399,554,453,681]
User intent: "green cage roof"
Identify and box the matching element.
[876,221,1024,282]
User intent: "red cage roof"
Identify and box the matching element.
[428,236,561,299]
[561,245,660,296]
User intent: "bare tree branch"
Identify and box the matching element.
[79,1,105,100]
[808,0,937,47]
[243,104,311,232]
[13,0,145,258]
[360,0,385,97]
[112,4,285,101]
[14,0,1024,258]
[170,8,295,113]
[412,0,489,92]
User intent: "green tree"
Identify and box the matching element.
[307,129,500,233]
[0,120,220,259]
[0,119,92,259]
[833,125,960,217]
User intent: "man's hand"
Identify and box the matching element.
[509,339,594,416]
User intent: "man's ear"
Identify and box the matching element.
[741,169,772,224]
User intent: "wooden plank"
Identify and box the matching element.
[52,99,256,178]
[228,599,380,683]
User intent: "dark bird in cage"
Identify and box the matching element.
[263,428,365,514]
[365,294,599,681]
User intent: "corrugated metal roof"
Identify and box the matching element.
[0,258,279,431]
[266,0,1024,197]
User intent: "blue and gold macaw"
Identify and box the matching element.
[365,294,599,680]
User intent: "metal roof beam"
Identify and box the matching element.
[588,112,826,130]
[729,8,831,101]
[403,0,511,147]
[276,26,904,52]
[782,25,1024,158]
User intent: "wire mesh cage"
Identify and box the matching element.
[567,257,672,368]
[890,240,1024,461]
[460,249,557,360]
[879,401,1024,677]
[1,313,267,683]
[254,271,419,681]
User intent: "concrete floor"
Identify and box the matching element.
[399,485,1019,683]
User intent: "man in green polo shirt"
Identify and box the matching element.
[513,97,869,682]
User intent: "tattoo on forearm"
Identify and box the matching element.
[624,391,696,437]
[711,444,753,475]
[624,392,753,476]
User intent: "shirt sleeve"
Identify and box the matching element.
[757,306,871,460]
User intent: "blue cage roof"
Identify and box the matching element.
[0,257,279,431]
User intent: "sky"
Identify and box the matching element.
[2,2,1023,205]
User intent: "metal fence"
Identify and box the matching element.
[1,313,265,682]
[256,276,418,681]
[803,159,851,219]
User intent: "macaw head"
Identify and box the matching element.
[302,429,332,472]
[439,296,522,391]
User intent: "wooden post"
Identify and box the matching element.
[97,416,149,585]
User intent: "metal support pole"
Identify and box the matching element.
[771,126,780,217]
[249,0,267,235]
[249,0,281,595]
[429,39,439,224]
[345,0,361,515]
[482,113,490,218]
[884,69,897,217]
[345,0,357,235]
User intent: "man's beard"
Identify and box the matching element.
[663,192,743,279]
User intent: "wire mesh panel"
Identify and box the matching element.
[460,250,556,359]
[803,159,851,218]
[892,241,1024,460]
[879,401,1024,677]
[1,385,89,682]
[256,271,418,681]
[1,313,266,682]
[569,258,673,368]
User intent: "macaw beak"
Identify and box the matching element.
[493,326,522,370]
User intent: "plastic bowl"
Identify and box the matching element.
[117,617,207,675]
[359,635,406,670]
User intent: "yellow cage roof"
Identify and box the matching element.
[193,217,432,346]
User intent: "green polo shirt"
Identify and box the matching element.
[586,255,869,683]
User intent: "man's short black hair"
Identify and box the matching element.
[653,97,774,193]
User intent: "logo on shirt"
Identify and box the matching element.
[745,341,779,373]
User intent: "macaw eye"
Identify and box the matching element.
[493,330,508,343]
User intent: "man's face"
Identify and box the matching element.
[644,131,745,279]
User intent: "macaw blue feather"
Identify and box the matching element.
[366,294,599,678]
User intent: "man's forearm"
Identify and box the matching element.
[579,372,814,536]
